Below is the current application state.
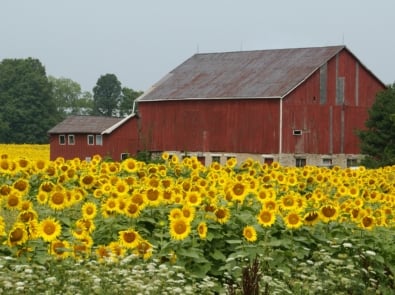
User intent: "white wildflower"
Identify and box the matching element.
[365,250,376,256]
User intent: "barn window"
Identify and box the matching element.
[87,135,94,145]
[211,156,221,163]
[120,153,130,160]
[347,158,358,168]
[322,158,333,167]
[68,134,75,145]
[293,129,302,136]
[320,63,327,104]
[59,135,66,145]
[263,157,274,164]
[96,135,103,146]
[295,158,306,167]
[336,77,345,105]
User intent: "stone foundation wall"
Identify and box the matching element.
[158,151,363,168]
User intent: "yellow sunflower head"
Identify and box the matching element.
[197,222,208,240]
[243,225,258,242]
[118,229,141,249]
[8,222,29,246]
[257,209,276,227]
[284,212,303,230]
[39,217,62,242]
[50,240,71,259]
[81,202,97,220]
[170,217,191,240]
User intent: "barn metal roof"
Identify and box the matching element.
[137,45,346,102]
[48,115,124,134]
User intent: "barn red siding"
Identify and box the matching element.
[138,99,280,154]
[276,49,385,155]
[50,117,139,161]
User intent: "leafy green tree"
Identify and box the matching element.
[119,87,143,117]
[48,76,93,117]
[358,84,395,168]
[92,74,121,116]
[0,58,61,143]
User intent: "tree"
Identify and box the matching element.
[48,76,93,117]
[0,58,61,143]
[92,74,121,116]
[119,87,143,117]
[358,84,395,168]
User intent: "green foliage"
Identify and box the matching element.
[119,86,143,117]
[358,84,395,167]
[48,76,93,117]
[0,58,61,143]
[92,73,122,116]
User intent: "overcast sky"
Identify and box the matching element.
[1,0,394,92]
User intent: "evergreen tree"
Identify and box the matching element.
[0,58,61,143]
[358,84,395,167]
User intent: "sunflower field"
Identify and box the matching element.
[0,145,395,294]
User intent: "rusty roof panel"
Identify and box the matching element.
[138,45,345,101]
[48,115,123,134]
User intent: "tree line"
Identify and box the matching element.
[0,58,142,144]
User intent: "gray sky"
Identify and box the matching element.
[2,0,394,92]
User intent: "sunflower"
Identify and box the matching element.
[360,215,375,230]
[197,222,208,240]
[26,219,40,239]
[39,217,62,242]
[8,223,29,246]
[13,179,30,194]
[243,225,257,242]
[80,174,96,190]
[0,216,6,237]
[76,218,96,235]
[256,188,276,203]
[181,205,196,222]
[0,184,11,197]
[145,188,162,206]
[319,204,339,223]
[36,192,48,205]
[108,241,126,259]
[214,207,231,224]
[114,179,129,195]
[124,200,141,218]
[170,217,191,240]
[101,197,118,218]
[134,239,153,260]
[169,208,183,221]
[5,191,22,210]
[17,209,38,223]
[48,190,68,210]
[279,193,298,211]
[81,202,97,219]
[184,190,202,207]
[257,209,276,227]
[284,211,303,229]
[34,159,48,172]
[49,240,70,259]
[95,245,111,263]
[228,181,248,202]
[119,229,141,249]
[122,158,138,173]
[303,211,320,226]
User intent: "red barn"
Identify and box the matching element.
[136,45,386,167]
[48,45,386,167]
[48,115,138,161]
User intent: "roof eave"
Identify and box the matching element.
[137,96,282,102]
[101,113,136,134]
